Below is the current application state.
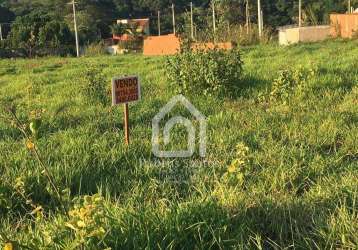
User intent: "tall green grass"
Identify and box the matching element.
[0,39,357,249]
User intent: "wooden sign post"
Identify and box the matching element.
[112,76,141,145]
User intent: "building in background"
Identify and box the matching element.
[113,18,150,41]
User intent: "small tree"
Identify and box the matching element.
[9,11,50,57]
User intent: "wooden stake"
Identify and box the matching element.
[124,103,129,145]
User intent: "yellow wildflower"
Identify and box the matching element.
[26,140,35,150]
[232,159,245,166]
[94,196,103,202]
[30,206,43,216]
[4,243,13,250]
[236,172,244,183]
[77,220,86,228]
[227,164,236,173]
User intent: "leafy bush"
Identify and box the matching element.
[269,66,316,104]
[79,64,109,105]
[165,46,244,96]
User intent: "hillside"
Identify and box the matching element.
[0,39,357,249]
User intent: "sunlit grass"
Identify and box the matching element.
[0,39,357,249]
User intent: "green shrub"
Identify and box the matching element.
[79,64,109,105]
[165,47,244,96]
[269,66,316,104]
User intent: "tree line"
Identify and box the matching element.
[0,0,356,56]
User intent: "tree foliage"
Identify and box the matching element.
[8,11,73,57]
[0,5,15,23]
[3,0,357,35]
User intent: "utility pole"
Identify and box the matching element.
[212,0,216,36]
[246,0,249,34]
[257,0,262,37]
[299,0,302,27]
[190,2,194,39]
[158,10,161,36]
[261,10,264,32]
[348,0,351,13]
[71,0,80,57]
[172,3,176,35]
[0,24,3,41]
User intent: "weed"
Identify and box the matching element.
[165,46,244,96]
[225,142,251,186]
[84,42,108,57]
[268,65,316,104]
[79,64,109,105]
[65,194,108,248]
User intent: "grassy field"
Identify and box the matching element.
[0,39,357,249]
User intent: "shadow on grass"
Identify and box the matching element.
[229,74,271,99]
[104,196,334,249]
[32,63,64,74]
[0,66,18,77]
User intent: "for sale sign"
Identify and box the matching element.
[112,76,141,105]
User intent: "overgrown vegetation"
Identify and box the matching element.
[84,42,108,57]
[79,63,109,105]
[0,40,357,249]
[165,45,244,96]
